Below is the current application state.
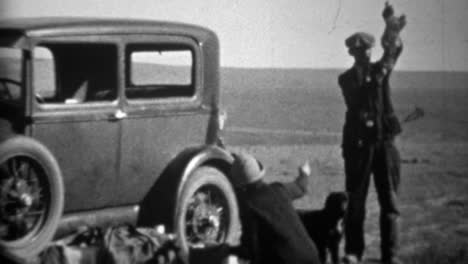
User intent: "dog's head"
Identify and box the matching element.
[324,192,348,219]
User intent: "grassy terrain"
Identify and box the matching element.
[221,68,468,263]
[2,56,468,262]
[220,68,468,145]
[226,142,468,263]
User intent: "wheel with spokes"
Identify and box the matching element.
[0,136,64,259]
[175,166,240,255]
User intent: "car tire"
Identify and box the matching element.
[175,166,240,255]
[0,136,64,259]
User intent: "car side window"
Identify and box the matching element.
[126,44,195,99]
[34,43,118,105]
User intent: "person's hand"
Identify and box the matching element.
[299,161,311,178]
[295,161,311,193]
[382,1,394,19]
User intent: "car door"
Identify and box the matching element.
[116,35,211,205]
[29,38,122,212]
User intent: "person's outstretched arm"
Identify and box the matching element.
[380,1,406,72]
[279,162,312,200]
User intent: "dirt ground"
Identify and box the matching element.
[227,139,468,263]
[220,68,468,263]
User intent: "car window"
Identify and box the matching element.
[0,47,23,103]
[35,43,118,105]
[126,44,194,99]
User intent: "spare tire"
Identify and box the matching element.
[0,136,64,259]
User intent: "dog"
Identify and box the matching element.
[299,192,348,264]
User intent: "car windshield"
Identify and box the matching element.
[0,47,23,104]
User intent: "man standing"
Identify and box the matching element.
[338,2,406,264]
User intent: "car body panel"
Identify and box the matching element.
[0,18,228,229]
[118,113,210,206]
[31,111,120,212]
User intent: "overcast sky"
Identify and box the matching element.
[1,0,467,71]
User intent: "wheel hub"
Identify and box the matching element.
[186,191,225,246]
[0,157,46,241]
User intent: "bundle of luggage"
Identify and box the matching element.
[38,224,181,264]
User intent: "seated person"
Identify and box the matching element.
[229,152,321,264]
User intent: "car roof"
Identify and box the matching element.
[0,17,216,41]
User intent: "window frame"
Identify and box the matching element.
[124,36,202,107]
[31,36,120,112]
[128,47,193,87]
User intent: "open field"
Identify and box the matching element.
[221,68,468,144]
[226,142,468,263]
[2,58,467,262]
[222,68,468,263]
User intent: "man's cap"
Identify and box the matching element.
[345,32,375,49]
[230,152,265,187]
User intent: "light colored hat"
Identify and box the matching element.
[345,32,375,49]
[230,152,265,187]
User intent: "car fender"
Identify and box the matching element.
[137,144,234,230]
[175,144,234,202]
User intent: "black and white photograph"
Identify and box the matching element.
[0,1,467,263]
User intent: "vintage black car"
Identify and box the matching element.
[0,18,239,259]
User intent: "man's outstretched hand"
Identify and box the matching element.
[299,162,311,178]
[382,1,406,30]
[382,1,394,19]
[295,161,311,193]
[381,0,407,49]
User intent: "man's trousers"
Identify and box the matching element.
[343,140,401,260]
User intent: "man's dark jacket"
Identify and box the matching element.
[236,181,321,264]
[338,46,403,155]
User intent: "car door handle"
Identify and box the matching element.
[110,109,127,121]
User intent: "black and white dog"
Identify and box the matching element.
[299,192,348,264]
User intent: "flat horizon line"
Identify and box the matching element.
[220,66,468,74]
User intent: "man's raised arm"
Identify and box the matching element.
[380,1,406,72]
